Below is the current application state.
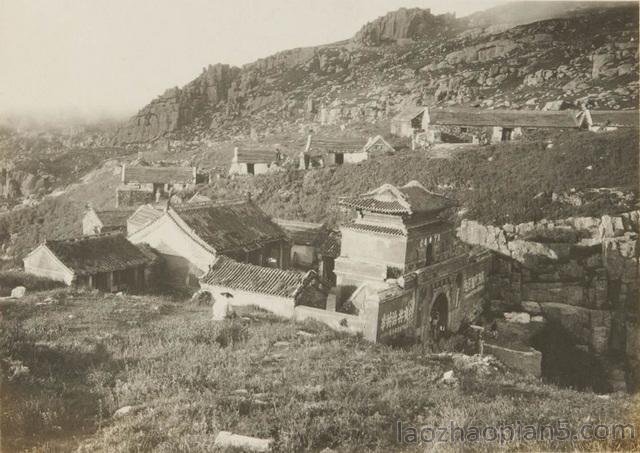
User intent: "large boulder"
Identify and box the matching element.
[11,286,26,298]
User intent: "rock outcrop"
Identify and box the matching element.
[352,8,457,46]
[459,210,640,391]
[114,64,240,143]
[111,4,638,144]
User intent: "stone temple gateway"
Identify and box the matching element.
[333,181,492,343]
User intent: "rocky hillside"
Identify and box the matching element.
[114,2,639,144]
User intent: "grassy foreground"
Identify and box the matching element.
[1,289,638,452]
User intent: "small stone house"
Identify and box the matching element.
[229,147,283,176]
[199,256,328,317]
[425,108,589,144]
[82,207,135,236]
[390,106,428,137]
[274,218,328,269]
[587,110,639,132]
[299,135,394,169]
[127,200,290,288]
[23,233,155,291]
[117,164,197,207]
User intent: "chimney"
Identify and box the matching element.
[121,163,126,183]
[233,147,239,161]
[305,134,312,152]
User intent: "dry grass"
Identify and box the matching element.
[1,289,638,452]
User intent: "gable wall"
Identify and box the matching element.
[82,211,103,236]
[23,247,74,285]
[128,215,216,281]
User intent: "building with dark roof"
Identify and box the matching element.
[117,164,197,208]
[426,108,588,144]
[229,146,283,176]
[23,233,155,291]
[391,106,591,144]
[82,207,135,236]
[199,256,328,317]
[128,200,290,287]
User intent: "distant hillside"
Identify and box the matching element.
[113,3,638,144]
[2,128,634,268]
[464,1,634,28]
[197,129,638,226]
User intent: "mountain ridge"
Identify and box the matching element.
[113,2,639,145]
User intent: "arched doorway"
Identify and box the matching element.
[430,293,449,339]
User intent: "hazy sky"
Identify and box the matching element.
[0,0,595,119]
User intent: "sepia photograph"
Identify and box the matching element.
[0,0,639,451]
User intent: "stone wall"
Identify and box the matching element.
[458,210,640,391]
[484,343,542,377]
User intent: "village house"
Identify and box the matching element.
[127,200,290,288]
[587,110,639,132]
[390,106,591,144]
[116,164,197,207]
[228,146,283,176]
[274,218,328,269]
[199,256,328,318]
[23,233,156,291]
[82,206,135,236]
[299,135,394,170]
[425,108,589,144]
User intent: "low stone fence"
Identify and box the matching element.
[294,306,365,335]
[484,343,542,377]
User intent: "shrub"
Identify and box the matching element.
[0,271,64,296]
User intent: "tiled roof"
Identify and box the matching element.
[340,181,456,215]
[123,165,196,184]
[172,201,288,254]
[44,233,153,276]
[201,256,304,298]
[320,230,341,258]
[589,110,639,128]
[234,147,280,164]
[392,106,426,122]
[307,137,367,155]
[343,222,406,236]
[127,204,163,230]
[274,219,327,246]
[429,108,584,128]
[93,208,135,230]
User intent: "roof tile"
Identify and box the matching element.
[201,256,304,298]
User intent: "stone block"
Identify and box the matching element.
[522,282,587,307]
[521,301,542,315]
